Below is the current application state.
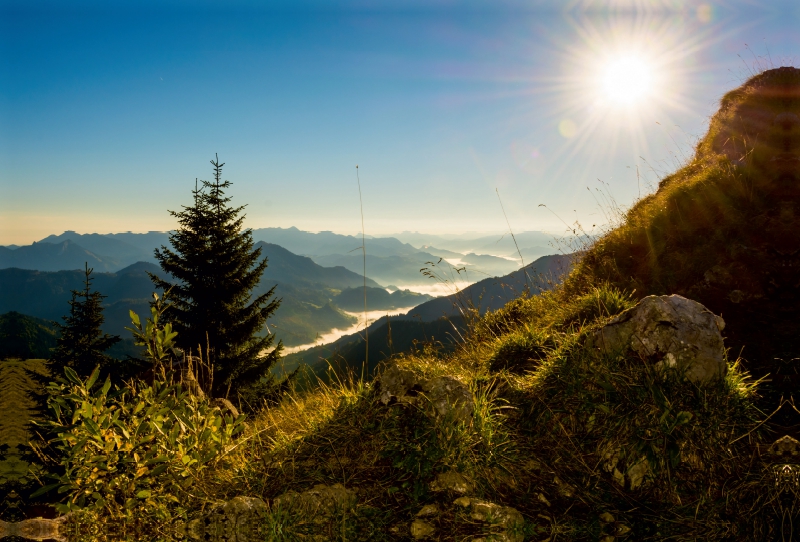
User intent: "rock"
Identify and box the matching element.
[430,470,474,494]
[377,363,420,405]
[588,295,726,383]
[416,504,439,517]
[452,498,525,542]
[626,459,650,490]
[423,375,475,423]
[377,362,475,423]
[272,483,357,519]
[410,519,436,539]
[599,512,615,523]
[602,446,651,490]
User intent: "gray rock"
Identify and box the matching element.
[430,470,474,494]
[588,294,726,383]
[423,375,475,423]
[416,504,439,517]
[410,519,436,539]
[377,363,420,405]
[377,362,475,423]
[452,497,525,542]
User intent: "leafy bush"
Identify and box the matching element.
[35,366,245,517]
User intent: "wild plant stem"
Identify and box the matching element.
[496,188,530,291]
[356,165,368,370]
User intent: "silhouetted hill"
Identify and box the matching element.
[0,240,118,272]
[251,227,422,258]
[0,312,58,360]
[404,253,574,321]
[282,253,574,378]
[333,287,432,311]
[38,231,153,266]
[0,241,383,349]
[254,242,381,289]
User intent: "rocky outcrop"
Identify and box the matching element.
[588,295,727,383]
[377,362,475,423]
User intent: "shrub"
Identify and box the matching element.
[34,366,245,518]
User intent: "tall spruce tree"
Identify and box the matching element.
[150,156,283,403]
[51,263,121,378]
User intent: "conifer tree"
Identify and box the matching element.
[150,155,283,403]
[51,264,121,378]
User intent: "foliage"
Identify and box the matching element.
[125,291,178,379]
[34,365,245,518]
[50,264,121,378]
[149,156,283,403]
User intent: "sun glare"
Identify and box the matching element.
[601,55,654,106]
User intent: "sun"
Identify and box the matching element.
[600,54,654,106]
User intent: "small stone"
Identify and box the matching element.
[615,524,632,536]
[453,497,472,507]
[599,512,615,523]
[537,493,551,507]
[416,504,439,517]
[431,470,474,494]
[410,519,436,539]
[626,459,650,490]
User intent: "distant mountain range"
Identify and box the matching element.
[0,227,566,286]
[0,241,378,348]
[282,252,575,379]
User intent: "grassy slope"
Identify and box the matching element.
[51,70,800,539]
[187,71,798,539]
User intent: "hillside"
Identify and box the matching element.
[0,312,58,360]
[281,253,573,378]
[10,70,796,538]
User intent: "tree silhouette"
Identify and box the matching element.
[150,155,285,405]
[51,263,121,378]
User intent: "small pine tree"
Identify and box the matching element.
[51,264,121,378]
[150,155,284,404]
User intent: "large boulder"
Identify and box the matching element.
[588,295,726,383]
[377,362,475,423]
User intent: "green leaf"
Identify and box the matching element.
[29,482,62,498]
[86,366,101,389]
[136,489,152,499]
[151,464,169,477]
[129,310,141,327]
[101,377,112,396]
[64,366,81,385]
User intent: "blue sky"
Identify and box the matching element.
[2,0,799,245]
